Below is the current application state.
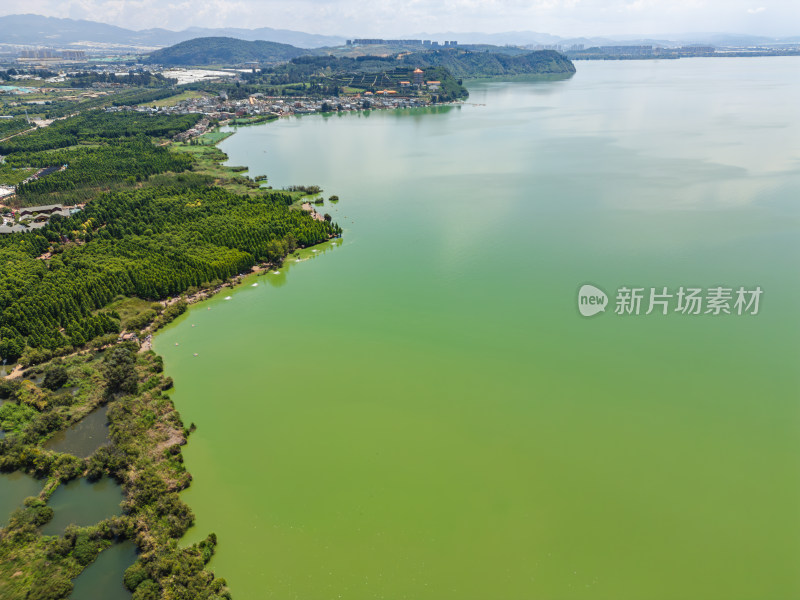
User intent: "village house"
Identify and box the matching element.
[0,203,78,234]
[18,204,71,219]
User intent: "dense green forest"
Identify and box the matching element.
[0,112,201,205]
[144,36,308,65]
[0,117,33,140]
[399,49,576,78]
[7,137,195,205]
[0,184,339,363]
[0,111,201,155]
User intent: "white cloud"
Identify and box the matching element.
[1,0,798,37]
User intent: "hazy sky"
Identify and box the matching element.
[3,0,798,37]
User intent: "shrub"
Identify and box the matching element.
[43,365,69,390]
[73,532,100,565]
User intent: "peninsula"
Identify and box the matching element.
[0,107,339,599]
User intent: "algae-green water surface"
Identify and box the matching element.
[154,58,800,599]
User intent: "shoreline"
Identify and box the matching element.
[0,114,338,599]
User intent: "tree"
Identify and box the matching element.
[43,365,69,390]
[125,562,149,591]
[73,532,100,565]
[103,345,138,395]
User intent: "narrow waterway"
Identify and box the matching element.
[69,540,136,600]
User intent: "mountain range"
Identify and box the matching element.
[0,14,797,50]
[0,14,346,49]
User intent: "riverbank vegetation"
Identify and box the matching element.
[0,347,230,599]
[0,108,342,598]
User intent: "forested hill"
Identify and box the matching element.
[399,49,576,78]
[144,37,308,65]
[237,57,468,102]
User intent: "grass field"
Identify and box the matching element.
[105,296,159,329]
[0,164,35,187]
[195,130,234,145]
[140,90,206,108]
[171,141,259,196]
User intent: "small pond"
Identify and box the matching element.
[70,539,137,600]
[45,405,111,458]
[41,477,124,536]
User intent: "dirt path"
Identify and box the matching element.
[0,126,37,144]
[4,363,24,379]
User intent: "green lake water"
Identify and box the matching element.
[154,58,800,599]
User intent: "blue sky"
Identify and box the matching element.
[2,0,798,37]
